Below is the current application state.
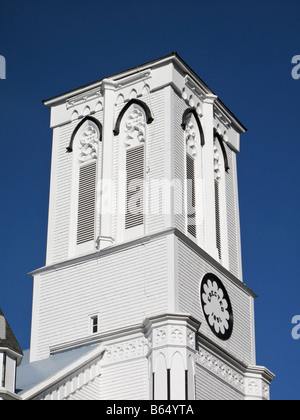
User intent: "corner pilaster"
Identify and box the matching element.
[202,93,219,260]
[244,366,275,400]
[144,314,201,400]
[98,79,116,250]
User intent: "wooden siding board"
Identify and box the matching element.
[225,145,239,278]
[100,358,148,400]
[195,363,243,400]
[48,112,103,264]
[146,89,166,234]
[33,237,169,360]
[177,238,254,366]
[173,91,186,233]
[50,121,77,263]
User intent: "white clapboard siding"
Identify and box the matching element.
[195,363,243,400]
[173,91,186,233]
[47,122,77,264]
[214,178,222,260]
[146,89,166,235]
[33,236,169,361]
[111,131,119,241]
[225,146,240,278]
[67,376,102,400]
[100,358,149,400]
[176,238,255,366]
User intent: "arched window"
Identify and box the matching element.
[69,117,102,254]
[182,109,204,243]
[213,135,229,265]
[181,108,204,146]
[214,141,222,259]
[115,100,153,240]
[186,128,197,238]
[113,99,153,136]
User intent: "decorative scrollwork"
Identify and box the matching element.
[185,118,197,157]
[124,108,146,148]
[78,125,98,163]
[214,142,221,182]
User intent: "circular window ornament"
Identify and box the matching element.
[200,274,233,340]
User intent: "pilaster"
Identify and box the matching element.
[244,366,275,400]
[144,314,200,400]
[202,93,219,260]
[98,78,116,250]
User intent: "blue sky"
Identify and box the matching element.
[0,0,299,400]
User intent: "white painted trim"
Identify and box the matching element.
[99,79,115,250]
[163,85,174,228]
[233,152,243,280]
[0,348,22,366]
[167,234,176,313]
[29,274,41,363]
[202,95,220,261]
[68,119,101,257]
[43,54,246,135]
[45,127,60,265]
[214,138,230,270]
[30,228,257,298]
[250,297,257,366]
[0,387,22,400]
[116,103,147,244]
[21,345,105,400]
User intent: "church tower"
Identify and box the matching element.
[24,53,274,400]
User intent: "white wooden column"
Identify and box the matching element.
[202,93,219,260]
[98,78,115,250]
[145,314,199,401]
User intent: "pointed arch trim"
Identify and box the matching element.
[113,99,154,136]
[214,129,229,172]
[181,107,205,146]
[67,116,102,153]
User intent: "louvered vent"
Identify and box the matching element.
[215,178,222,259]
[77,161,96,245]
[186,154,196,238]
[125,145,144,229]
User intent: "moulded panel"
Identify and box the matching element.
[170,352,185,400]
[154,353,168,400]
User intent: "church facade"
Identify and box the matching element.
[3,53,274,400]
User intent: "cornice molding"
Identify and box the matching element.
[30,228,256,298]
[66,87,102,110]
[42,53,246,134]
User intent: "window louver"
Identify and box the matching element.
[77,161,96,245]
[186,154,196,238]
[215,178,222,259]
[125,146,144,229]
